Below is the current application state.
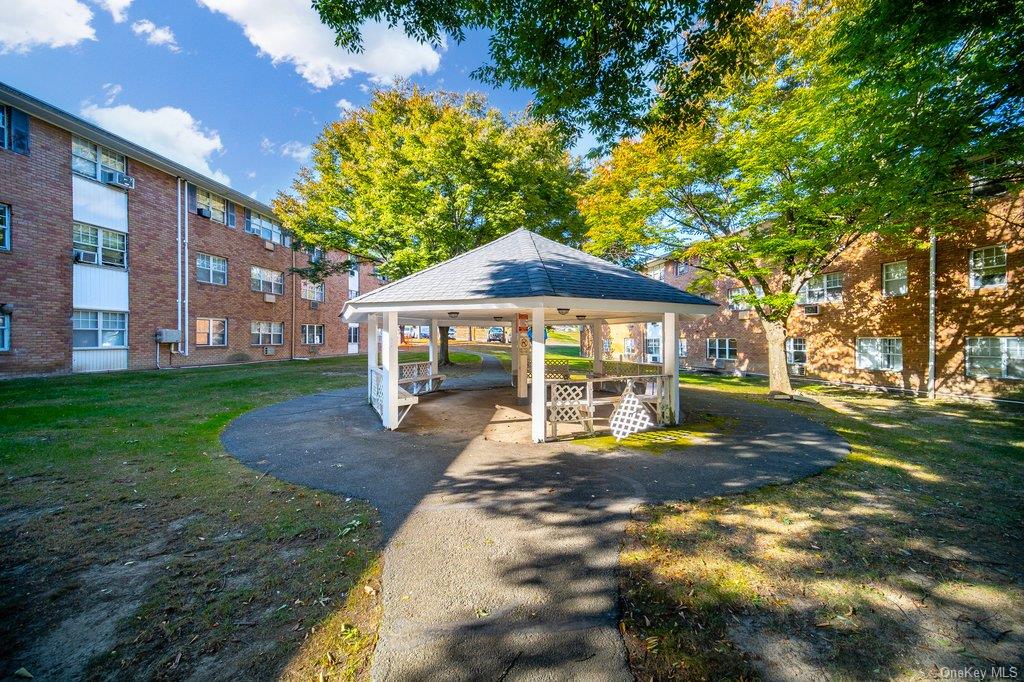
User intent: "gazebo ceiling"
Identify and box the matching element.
[342,229,717,324]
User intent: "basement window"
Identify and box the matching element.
[786,337,807,365]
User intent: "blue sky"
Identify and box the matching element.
[1,0,577,204]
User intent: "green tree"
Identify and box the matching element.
[580,4,920,394]
[273,84,586,363]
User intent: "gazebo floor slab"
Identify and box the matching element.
[222,376,849,681]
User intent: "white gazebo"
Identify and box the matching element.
[341,229,717,443]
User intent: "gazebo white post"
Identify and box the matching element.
[531,307,547,442]
[428,319,439,376]
[591,321,604,375]
[366,314,379,403]
[663,312,681,424]
[381,311,400,429]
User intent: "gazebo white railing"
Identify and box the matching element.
[544,373,674,439]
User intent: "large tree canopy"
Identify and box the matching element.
[273,85,586,281]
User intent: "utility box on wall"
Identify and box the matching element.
[155,328,181,343]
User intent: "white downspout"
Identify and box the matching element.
[183,183,190,356]
[175,178,183,355]
[927,228,937,399]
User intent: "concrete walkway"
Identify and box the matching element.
[221,364,848,681]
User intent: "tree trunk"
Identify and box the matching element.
[762,319,794,395]
[438,326,452,366]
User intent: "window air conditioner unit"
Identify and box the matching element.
[263,346,276,356]
[196,207,212,219]
[310,300,319,310]
[264,241,275,251]
[789,363,806,376]
[101,169,135,190]
[264,293,277,303]
[73,249,97,264]
[803,304,820,315]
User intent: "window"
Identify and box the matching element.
[674,261,687,277]
[196,253,227,285]
[856,337,903,371]
[798,273,844,303]
[966,337,1023,380]
[624,338,636,355]
[196,318,227,346]
[728,286,764,311]
[308,247,323,263]
[645,337,661,358]
[970,245,1007,289]
[707,338,737,360]
[0,313,9,351]
[250,266,284,295]
[301,279,325,301]
[0,203,9,251]
[678,338,688,357]
[196,188,228,224]
[301,324,324,345]
[0,107,6,150]
[246,211,290,246]
[348,324,360,345]
[882,261,908,296]
[72,310,127,348]
[250,321,284,346]
[72,136,125,180]
[786,337,807,365]
[647,266,664,281]
[602,339,611,354]
[73,223,127,267]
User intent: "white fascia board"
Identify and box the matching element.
[341,295,716,323]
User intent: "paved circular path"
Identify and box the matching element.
[221,359,848,681]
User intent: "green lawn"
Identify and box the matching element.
[621,374,1024,680]
[0,352,478,681]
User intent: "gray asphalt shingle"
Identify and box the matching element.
[351,229,717,307]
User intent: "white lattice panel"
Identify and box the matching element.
[609,386,654,441]
[369,369,385,416]
[549,383,588,424]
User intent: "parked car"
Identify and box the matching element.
[487,326,506,343]
[448,327,457,340]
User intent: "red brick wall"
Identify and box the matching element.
[0,109,380,377]
[660,199,1024,400]
[0,119,74,376]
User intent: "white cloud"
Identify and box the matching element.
[131,19,179,51]
[336,98,354,115]
[247,170,257,179]
[81,101,231,185]
[95,0,133,23]
[196,0,442,88]
[280,141,312,163]
[259,136,276,154]
[101,82,122,105]
[1,0,96,53]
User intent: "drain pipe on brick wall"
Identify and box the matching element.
[174,177,183,361]
[183,186,190,358]
[927,228,937,399]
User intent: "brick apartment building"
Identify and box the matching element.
[597,200,1023,402]
[0,82,379,378]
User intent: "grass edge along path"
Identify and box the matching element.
[620,374,1024,681]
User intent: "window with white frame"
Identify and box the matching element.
[966,337,1023,380]
[250,266,284,294]
[0,312,9,351]
[856,337,903,371]
[195,318,227,346]
[196,253,227,285]
[798,272,844,303]
[0,107,7,150]
[678,338,688,357]
[71,136,125,180]
[348,324,360,345]
[882,260,908,296]
[624,338,636,355]
[72,310,127,348]
[73,223,127,267]
[674,261,686,277]
[250,321,284,345]
[602,338,611,354]
[645,337,661,359]
[786,337,807,365]
[301,279,325,301]
[0,202,9,251]
[301,324,324,345]
[969,245,1007,289]
[647,266,664,281]
[196,188,228,224]
[707,338,737,360]
[247,211,290,246]
[728,285,764,310]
